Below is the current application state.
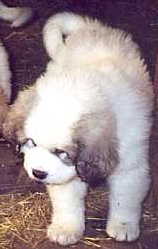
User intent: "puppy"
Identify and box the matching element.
[3,13,154,245]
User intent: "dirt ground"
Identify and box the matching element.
[1,0,158,249]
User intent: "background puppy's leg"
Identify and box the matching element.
[0,41,11,101]
[47,177,87,246]
[106,91,153,241]
[0,1,32,27]
[0,41,11,131]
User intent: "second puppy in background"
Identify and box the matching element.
[0,0,32,27]
[0,1,33,130]
[3,13,154,246]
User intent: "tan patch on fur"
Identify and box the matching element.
[3,85,36,142]
[70,111,118,186]
[75,139,118,187]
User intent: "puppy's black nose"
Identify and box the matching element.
[32,169,48,180]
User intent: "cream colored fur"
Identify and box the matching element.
[3,13,153,245]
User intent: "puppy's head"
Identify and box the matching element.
[20,138,77,185]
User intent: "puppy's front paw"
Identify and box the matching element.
[47,222,84,246]
[106,219,140,242]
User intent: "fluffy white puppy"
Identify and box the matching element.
[3,13,153,246]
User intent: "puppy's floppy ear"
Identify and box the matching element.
[75,142,118,187]
[75,143,107,187]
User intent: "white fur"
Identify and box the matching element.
[21,144,77,185]
[24,70,108,148]
[43,12,85,59]
[47,178,87,245]
[19,13,153,245]
[0,1,32,27]
[0,41,11,101]
[106,83,152,241]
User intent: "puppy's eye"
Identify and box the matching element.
[18,138,37,154]
[53,148,73,165]
[58,152,68,160]
[54,148,66,156]
[54,149,70,160]
[22,138,37,148]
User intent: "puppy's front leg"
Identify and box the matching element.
[107,164,150,241]
[106,92,152,241]
[47,177,87,246]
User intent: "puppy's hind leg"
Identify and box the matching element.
[47,177,87,246]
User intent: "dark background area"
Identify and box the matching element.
[0,1,158,248]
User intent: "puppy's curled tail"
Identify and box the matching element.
[43,12,86,59]
[0,0,32,27]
